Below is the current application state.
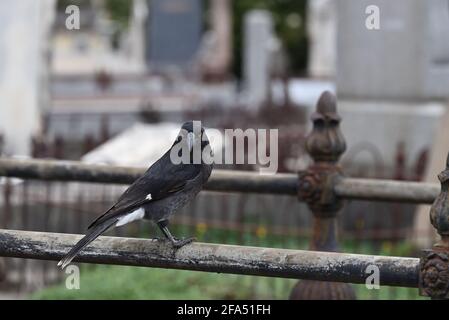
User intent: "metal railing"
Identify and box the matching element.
[0,158,439,203]
[0,229,419,287]
[0,91,447,299]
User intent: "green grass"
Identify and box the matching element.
[32,264,424,300]
[32,265,297,300]
[354,284,424,300]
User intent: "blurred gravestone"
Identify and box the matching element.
[128,0,148,72]
[337,0,449,99]
[146,0,202,70]
[335,0,449,170]
[0,0,55,156]
[335,0,449,246]
[307,0,336,78]
[243,10,275,109]
[197,0,232,81]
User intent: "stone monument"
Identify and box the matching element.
[0,0,55,156]
[336,0,449,246]
[307,0,336,78]
[243,10,276,109]
[146,0,203,71]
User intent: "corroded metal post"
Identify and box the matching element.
[419,152,449,299]
[290,91,356,299]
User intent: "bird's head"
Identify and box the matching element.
[171,121,213,164]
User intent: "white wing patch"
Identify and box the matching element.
[116,207,145,227]
[146,193,152,200]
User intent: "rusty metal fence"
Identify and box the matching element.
[0,91,448,299]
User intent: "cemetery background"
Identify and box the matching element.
[0,0,446,299]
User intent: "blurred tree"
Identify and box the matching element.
[104,0,132,30]
[232,0,308,79]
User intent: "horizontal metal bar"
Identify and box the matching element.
[0,158,298,195]
[335,178,439,204]
[0,158,143,185]
[0,229,419,288]
[0,158,439,203]
[208,170,298,195]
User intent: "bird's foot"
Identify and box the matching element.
[172,237,196,249]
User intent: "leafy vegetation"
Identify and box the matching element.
[231,0,308,78]
[104,0,132,30]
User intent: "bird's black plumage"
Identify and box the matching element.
[58,121,213,269]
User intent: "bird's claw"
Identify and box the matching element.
[172,237,196,248]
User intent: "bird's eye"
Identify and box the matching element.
[176,136,182,143]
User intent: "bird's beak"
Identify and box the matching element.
[187,132,195,151]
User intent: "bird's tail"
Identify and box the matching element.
[58,219,116,269]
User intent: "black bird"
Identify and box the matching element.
[58,121,213,269]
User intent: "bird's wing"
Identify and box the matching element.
[87,158,201,229]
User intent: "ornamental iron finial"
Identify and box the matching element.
[305,91,346,164]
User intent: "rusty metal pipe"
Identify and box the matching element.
[335,178,439,204]
[0,158,298,195]
[0,158,439,203]
[0,229,419,287]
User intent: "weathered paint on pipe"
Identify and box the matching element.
[335,178,439,204]
[0,158,142,185]
[0,158,439,202]
[209,170,298,194]
[0,229,419,288]
[0,158,298,195]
